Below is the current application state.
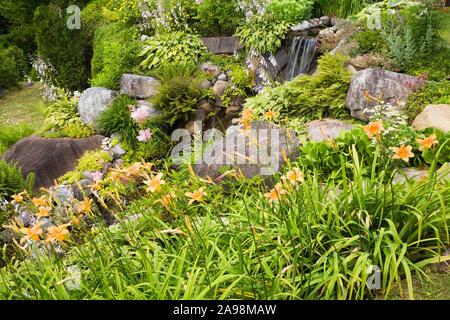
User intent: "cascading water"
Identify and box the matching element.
[286,37,317,81]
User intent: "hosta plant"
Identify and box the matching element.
[139,31,208,71]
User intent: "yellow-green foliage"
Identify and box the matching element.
[59,151,112,184]
[60,123,96,139]
[244,53,353,121]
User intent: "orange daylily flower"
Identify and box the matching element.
[153,192,177,210]
[265,110,278,120]
[45,224,70,243]
[143,172,166,193]
[87,181,101,191]
[141,160,154,172]
[11,193,24,204]
[264,183,286,205]
[281,168,304,186]
[240,125,252,137]
[416,134,439,152]
[77,197,93,213]
[185,187,207,205]
[363,120,384,139]
[71,214,81,226]
[391,144,414,162]
[19,221,45,244]
[32,196,47,207]
[36,206,51,219]
[239,107,254,127]
[123,163,142,177]
[2,218,22,233]
[108,169,122,183]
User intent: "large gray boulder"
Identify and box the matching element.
[346,69,416,121]
[77,87,117,130]
[307,119,354,142]
[412,104,450,133]
[0,135,104,192]
[120,74,160,99]
[193,121,300,184]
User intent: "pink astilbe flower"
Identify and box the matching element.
[131,106,149,125]
[128,105,136,112]
[137,128,152,142]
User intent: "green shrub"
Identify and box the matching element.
[0,0,42,55]
[33,3,94,91]
[313,0,368,18]
[0,123,35,155]
[0,45,26,89]
[245,54,352,121]
[235,14,290,55]
[268,0,314,24]
[354,28,386,55]
[97,95,140,148]
[59,150,112,184]
[0,160,34,197]
[150,62,202,125]
[405,80,450,124]
[194,0,244,36]
[82,0,114,38]
[91,22,141,90]
[139,31,208,71]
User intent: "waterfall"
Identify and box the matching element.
[286,37,317,81]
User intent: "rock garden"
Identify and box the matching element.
[0,0,449,300]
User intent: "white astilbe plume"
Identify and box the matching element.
[30,55,63,101]
[237,0,270,21]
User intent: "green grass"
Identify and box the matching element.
[380,267,450,300]
[0,83,47,129]
[439,11,450,48]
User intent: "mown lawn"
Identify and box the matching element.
[379,267,450,300]
[0,83,46,129]
[440,10,450,47]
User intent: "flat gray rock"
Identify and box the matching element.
[120,74,160,99]
[200,37,242,54]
